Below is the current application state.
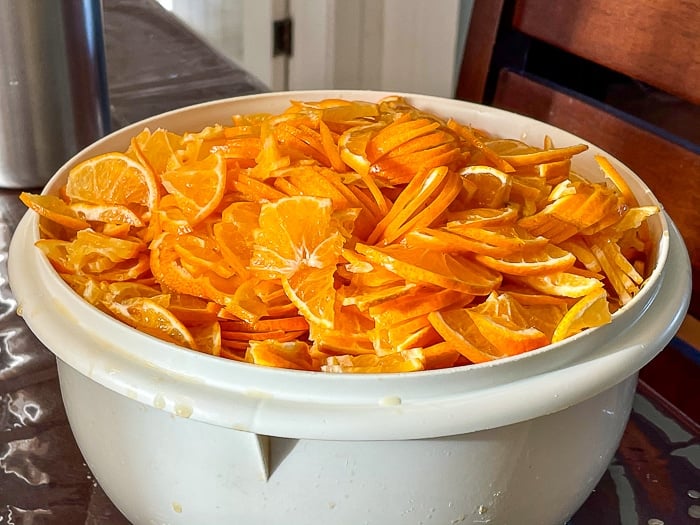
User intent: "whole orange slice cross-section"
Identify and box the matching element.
[65,152,159,213]
[251,196,345,277]
[251,196,347,328]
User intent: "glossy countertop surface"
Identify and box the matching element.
[1,1,698,523]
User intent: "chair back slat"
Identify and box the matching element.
[512,0,700,104]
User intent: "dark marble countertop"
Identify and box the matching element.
[0,1,697,523]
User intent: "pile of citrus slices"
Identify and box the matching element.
[21,96,659,373]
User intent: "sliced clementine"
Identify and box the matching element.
[322,349,425,373]
[475,244,576,276]
[106,296,196,349]
[160,152,226,225]
[355,243,502,296]
[20,192,90,230]
[65,152,159,214]
[551,288,611,342]
[245,339,313,371]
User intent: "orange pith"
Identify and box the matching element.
[22,96,658,372]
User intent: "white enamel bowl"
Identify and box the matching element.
[9,91,691,525]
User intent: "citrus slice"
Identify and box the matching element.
[403,228,518,258]
[514,271,604,298]
[427,308,502,363]
[338,122,383,175]
[446,206,518,227]
[134,128,183,175]
[65,152,159,213]
[422,341,462,370]
[160,152,226,225]
[322,349,425,373]
[467,309,548,356]
[281,264,338,329]
[106,296,196,349]
[69,202,144,227]
[150,232,209,298]
[20,192,90,230]
[67,229,145,274]
[499,143,588,167]
[552,288,611,342]
[594,155,637,206]
[190,321,222,356]
[474,244,576,276]
[355,243,502,296]
[251,196,345,277]
[245,339,313,370]
[459,165,512,208]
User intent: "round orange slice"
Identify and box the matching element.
[65,152,159,213]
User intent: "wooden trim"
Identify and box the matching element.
[512,0,700,105]
[455,0,505,102]
[492,70,700,313]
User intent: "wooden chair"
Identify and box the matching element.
[455,0,700,419]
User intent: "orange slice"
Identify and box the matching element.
[356,243,502,296]
[514,271,604,298]
[281,264,338,329]
[467,309,548,356]
[65,152,159,214]
[552,288,611,342]
[251,196,344,277]
[70,202,144,227]
[160,153,226,225]
[459,165,512,208]
[106,296,196,349]
[20,192,90,230]
[422,341,462,370]
[427,308,502,363]
[322,349,425,373]
[245,339,313,371]
[474,244,576,276]
[499,143,589,167]
[190,321,222,356]
[445,206,518,227]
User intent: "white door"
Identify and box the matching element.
[156,0,468,96]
